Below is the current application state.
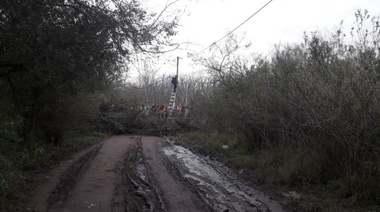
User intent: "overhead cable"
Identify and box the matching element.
[196,0,274,54]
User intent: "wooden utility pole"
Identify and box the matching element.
[168,57,180,119]
[176,56,179,77]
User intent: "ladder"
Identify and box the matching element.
[168,91,176,117]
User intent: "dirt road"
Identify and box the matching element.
[28,135,284,212]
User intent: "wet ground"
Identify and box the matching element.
[28,135,284,212]
[163,138,283,212]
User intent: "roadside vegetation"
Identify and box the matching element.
[0,0,178,211]
[1,0,379,211]
[179,10,380,211]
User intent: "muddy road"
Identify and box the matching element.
[28,136,284,212]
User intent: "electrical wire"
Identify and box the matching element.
[196,0,274,54]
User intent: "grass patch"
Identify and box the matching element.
[59,131,108,156]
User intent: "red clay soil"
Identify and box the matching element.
[28,135,210,212]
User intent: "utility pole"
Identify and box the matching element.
[176,56,179,77]
[168,57,180,119]
[185,83,188,106]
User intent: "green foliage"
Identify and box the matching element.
[190,10,380,203]
[0,0,178,148]
[0,102,23,210]
[57,132,108,158]
[0,0,178,210]
[0,168,25,211]
[0,102,22,151]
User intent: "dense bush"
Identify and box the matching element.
[190,10,380,201]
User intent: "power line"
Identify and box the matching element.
[196,0,274,54]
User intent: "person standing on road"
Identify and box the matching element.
[171,75,178,92]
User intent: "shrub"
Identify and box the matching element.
[190,10,380,201]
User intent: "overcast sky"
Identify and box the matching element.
[136,0,380,77]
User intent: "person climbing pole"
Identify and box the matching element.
[171,75,178,92]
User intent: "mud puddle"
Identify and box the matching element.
[162,139,284,212]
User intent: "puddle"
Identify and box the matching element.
[136,158,148,184]
[163,144,284,212]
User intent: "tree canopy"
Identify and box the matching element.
[0,0,178,148]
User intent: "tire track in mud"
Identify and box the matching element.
[141,136,212,212]
[112,136,166,212]
[162,141,284,212]
[48,143,103,207]
[29,135,283,212]
[161,154,215,212]
[54,136,138,212]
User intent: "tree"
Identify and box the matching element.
[0,0,178,149]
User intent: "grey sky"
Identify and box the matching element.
[134,0,380,77]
